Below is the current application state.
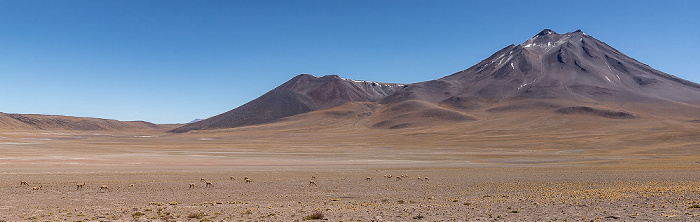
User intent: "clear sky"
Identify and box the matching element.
[1,0,698,124]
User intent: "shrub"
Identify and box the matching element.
[132,212,145,218]
[303,211,324,220]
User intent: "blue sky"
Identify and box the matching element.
[1,0,698,124]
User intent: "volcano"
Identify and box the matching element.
[170,74,405,132]
[173,29,700,132]
[384,29,700,104]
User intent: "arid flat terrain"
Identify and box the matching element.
[1,113,698,221]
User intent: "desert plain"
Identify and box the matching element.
[1,110,699,222]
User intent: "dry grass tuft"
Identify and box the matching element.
[187,212,206,219]
[303,210,324,220]
[131,211,145,218]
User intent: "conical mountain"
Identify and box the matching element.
[384,29,700,105]
[373,29,700,128]
[170,74,404,133]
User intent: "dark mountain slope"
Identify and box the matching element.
[383,29,700,106]
[170,74,405,132]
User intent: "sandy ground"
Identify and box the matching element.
[2,168,699,221]
[1,121,699,221]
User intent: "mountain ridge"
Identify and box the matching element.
[0,112,160,131]
[172,29,700,132]
[3,29,696,133]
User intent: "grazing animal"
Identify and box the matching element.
[76,183,85,190]
[200,178,206,182]
[424,177,429,181]
[32,186,42,190]
[417,175,423,181]
[309,180,317,186]
[245,178,253,183]
[99,185,110,192]
[230,176,235,180]
[396,176,402,181]
[20,181,30,186]
[189,183,196,189]
[366,176,372,181]
[205,181,213,187]
[129,184,135,187]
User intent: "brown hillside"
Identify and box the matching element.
[0,112,161,131]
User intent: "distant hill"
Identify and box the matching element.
[0,112,160,131]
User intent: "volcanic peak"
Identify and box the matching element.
[339,77,407,88]
[520,29,587,51]
[283,74,406,90]
[535,29,557,36]
[386,29,700,107]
